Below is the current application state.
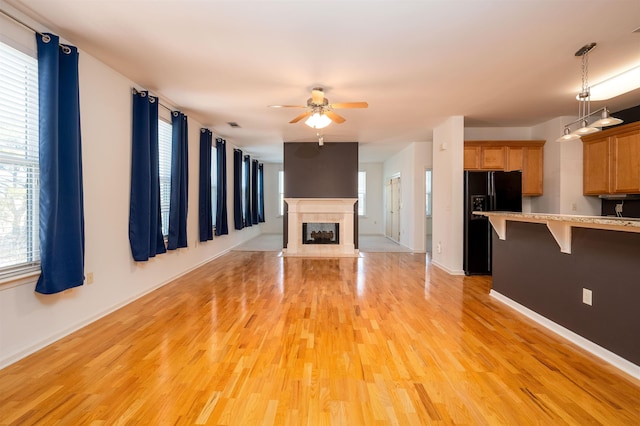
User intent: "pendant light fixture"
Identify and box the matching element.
[556,43,622,142]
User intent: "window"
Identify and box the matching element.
[211,145,217,228]
[278,170,284,216]
[358,171,366,216]
[0,39,40,278]
[425,169,432,217]
[158,119,172,237]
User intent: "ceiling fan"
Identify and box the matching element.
[269,87,368,129]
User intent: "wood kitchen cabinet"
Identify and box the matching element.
[464,140,545,196]
[582,122,640,195]
[583,135,611,195]
[463,144,505,170]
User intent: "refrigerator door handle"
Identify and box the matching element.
[488,172,495,210]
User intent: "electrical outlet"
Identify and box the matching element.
[571,202,577,211]
[615,203,623,215]
[437,242,442,254]
[582,288,592,306]
[86,272,94,284]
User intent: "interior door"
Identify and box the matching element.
[392,177,401,242]
[385,176,401,242]
[385,179,392,237]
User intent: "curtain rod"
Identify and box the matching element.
[0,8,67,48]
[0,9,178,115]
[131,88,175,114]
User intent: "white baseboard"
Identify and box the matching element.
[0,248,231,370]
[490,290,640,380]
[431,260,465,275]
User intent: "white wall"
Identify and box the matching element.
[358,163,384,235]
[382,142,432,252]
[432,116,465,274]
[260,163,283,235]
[0,13,265,368]
[531,117,600,215]
[413,142,432,253]
[464,127,532,140]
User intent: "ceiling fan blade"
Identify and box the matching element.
[329,102,368,109]
[325,110,346,124]
[269,104,306,108]
[289,111,312,123]
[311,88,325,105]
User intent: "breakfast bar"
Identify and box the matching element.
[476,212,640,376]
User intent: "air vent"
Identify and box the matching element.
[227,122,241,128]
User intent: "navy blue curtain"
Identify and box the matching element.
[233,149,244,230]
[244,155,252,227]
[168,111,188,250]
[129,90,165,262]
[215,138,228,235]
[35,33,85,294]
[258,163,265,223]
[198,129,213,242]
[251,160,259,224]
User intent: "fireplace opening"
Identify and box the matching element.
[302,222,339,245]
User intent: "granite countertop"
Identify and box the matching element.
[473,211,640,229]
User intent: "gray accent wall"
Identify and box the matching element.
[492,221,640,365]
[283,142,359,248]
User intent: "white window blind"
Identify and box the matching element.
[425,170,432,217]
[158,119,172,237]
[358,171,366,216]
[0,39,40,279]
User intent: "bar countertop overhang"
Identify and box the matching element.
[474,211,640,254]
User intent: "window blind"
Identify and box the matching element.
[158,119,172,237]
[0,39,40,279]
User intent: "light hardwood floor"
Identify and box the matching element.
[1,252,639,424]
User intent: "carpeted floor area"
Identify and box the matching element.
[232,234,412,253]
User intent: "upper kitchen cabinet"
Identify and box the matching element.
[464,140,545,196]
[463,144,505,170]
[582,122,640,195]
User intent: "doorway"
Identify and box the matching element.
[385,176,401,242]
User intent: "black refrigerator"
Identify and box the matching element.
[463,171,522,275]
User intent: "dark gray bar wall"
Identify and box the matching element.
[283,142,359,249]
[492,221,640,365]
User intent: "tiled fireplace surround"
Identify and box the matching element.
[284,198,359,257]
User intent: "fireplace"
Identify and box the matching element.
[284,198,358,257]
[302,223,339,245]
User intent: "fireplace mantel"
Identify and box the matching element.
[284,198,359,257]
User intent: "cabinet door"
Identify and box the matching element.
[583,137,610,195]
[464,146,480,169]
[611,130,640,194]
[522,146,543,196]
[506,147,523,172]
[480,146,505,169]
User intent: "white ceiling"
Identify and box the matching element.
[6,0,640,162]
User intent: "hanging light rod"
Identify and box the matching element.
[556,43,623,142]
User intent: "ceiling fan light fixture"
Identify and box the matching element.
[305,112,331,129]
